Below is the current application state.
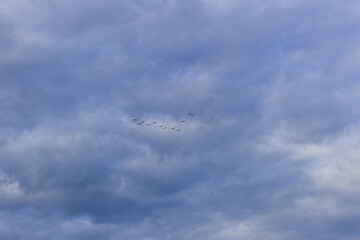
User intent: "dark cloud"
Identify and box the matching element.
[1,0,360,239]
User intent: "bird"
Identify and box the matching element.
[146,123,151,126]
[133,119,137,121]
[137,120,145,125]
[180,120,185,122]
[152,122,157,124]
[164,127,167,129]
[188,113,195,116]
[171,127,176,130]
[176,129,181,131]
[160,125,163,127]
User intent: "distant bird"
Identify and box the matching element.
[171,127,176,130]
[180,120,185,122]
[160,125,163,127]
[133,119,137,121]
[146,123,151,126]
[152,122,157,124]
[137,120,145,125]
[164,127,167,129]
[188,113,195,116]
[176,129,181,131]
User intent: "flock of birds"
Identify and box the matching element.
[132,112,195,132]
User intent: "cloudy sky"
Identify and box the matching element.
[1,0,360,239]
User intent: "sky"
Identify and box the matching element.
[1,0,360,239]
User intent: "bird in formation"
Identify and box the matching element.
[132,113,195,132]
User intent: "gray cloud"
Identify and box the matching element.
[1,0,360,239]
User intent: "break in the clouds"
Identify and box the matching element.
[1,0,360,239]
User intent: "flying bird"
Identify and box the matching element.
[152,122,157,124]
[137,120,145,125]
[176,129,181,131]
[133,119,137,121]
[188,113,195,116]
[180,120,185,122]
[146,123,151,126]
[164,127,167,129]
[171,127,176,130]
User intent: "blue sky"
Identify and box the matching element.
[1,0,360,239]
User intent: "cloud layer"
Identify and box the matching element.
[1,0,360,239]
